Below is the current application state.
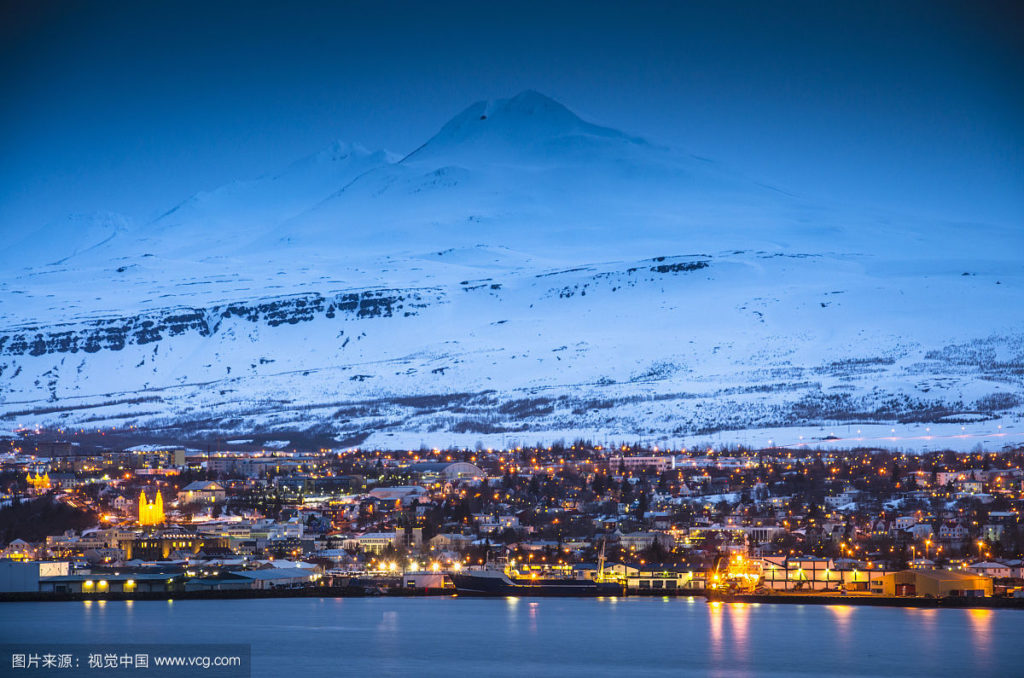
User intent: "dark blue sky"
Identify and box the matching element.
[1,0,1021,231]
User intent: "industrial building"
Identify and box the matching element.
[882,569,993,597]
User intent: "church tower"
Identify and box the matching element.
[139,489,165,526]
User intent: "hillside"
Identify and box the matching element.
[1,91,1021,450]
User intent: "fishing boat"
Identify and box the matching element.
[450,565,623,596]
[450,545,624,597]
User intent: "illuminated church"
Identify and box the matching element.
[27,471,51,493]
[138,489,165,526]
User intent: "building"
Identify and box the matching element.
[618,531,673,552]
[968,561,1011,579]
[882,569,993,597]
[407,462,485,482]
[26,471,51,493]
[347,532,396,555]
[428,533,474,551]
[938,522,969,541]
[610,456,675,473]
[395,527,424,550]
[0,561,70,593]
[184,573,254,592]
[274,475,364,496]
[367,486,429,505]
[138,489,165,526]
[120,531,228,560]
[626,565,703,592]
[893,516,917,531]
[476,514,520,534]
[122,446,186,469]
[45,531,109,557]
[0,539,37,561]
[207,455,304,478]
[684,525,785,547]
[758,556,887,593]
[177,481,226,505]
[402,572,452,592]
[234,568,319,590]
[38,573,184,594]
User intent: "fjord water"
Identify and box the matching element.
[1,598,1020,677]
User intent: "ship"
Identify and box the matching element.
[450,567,624,597]
[450,545,624,597]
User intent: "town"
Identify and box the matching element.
[2,432,1023,604]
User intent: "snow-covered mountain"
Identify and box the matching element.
[1,90,1021,449]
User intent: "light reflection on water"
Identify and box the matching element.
[728,603,750,665]
[967,608,993,673]
[708,600,724,666]
[1,597,1020,677]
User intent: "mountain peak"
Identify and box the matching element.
[308,140,375,164]
[405,90,640,164]
[481,89,578,122]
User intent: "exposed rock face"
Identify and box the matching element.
[0,289,442,358]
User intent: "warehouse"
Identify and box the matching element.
[882,569,993,597]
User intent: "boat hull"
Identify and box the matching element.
[451,573,624,597]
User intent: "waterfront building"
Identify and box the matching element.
[183,573,254,592]
[758,556,887,593]
[38,573,184,594]
[627,565,704,592]
[234,568,320,590]
[882,569,993,597]
[0,561,70,592]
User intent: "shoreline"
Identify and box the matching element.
[705,591,1024,610]
[3,588,1023,609]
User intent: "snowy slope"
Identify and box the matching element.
[0,91,1021,449]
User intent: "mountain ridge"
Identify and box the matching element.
[0,91,1020,448]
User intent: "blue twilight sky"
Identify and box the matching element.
[1,0,1021,233]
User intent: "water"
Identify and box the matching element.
[1,597,1021,677]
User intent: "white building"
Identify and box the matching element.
[893,516,917,531]
[968,562,1011,579]
[177,481,226,505]
[346,532,396,554]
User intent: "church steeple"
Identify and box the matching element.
[139,488,165,526]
